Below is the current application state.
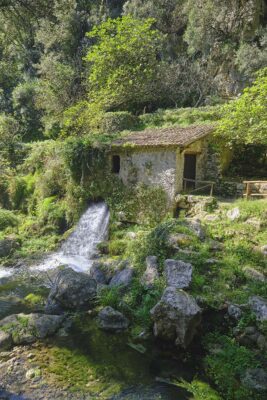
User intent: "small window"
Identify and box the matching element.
[112,155,120,174]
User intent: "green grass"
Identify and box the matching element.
[138,105,221,130]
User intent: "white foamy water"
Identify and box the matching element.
[0,269,13,279]
[32,202,110,273]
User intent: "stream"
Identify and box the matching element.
[0,202,198,399]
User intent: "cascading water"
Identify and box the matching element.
[32,201,110,273]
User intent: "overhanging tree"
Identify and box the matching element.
[216,67,267,146]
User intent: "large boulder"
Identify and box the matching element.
[0,238,19,258]
[164,259,192,289]
[141,256,159,288]
[109,267,134,288]
[0,313,64,345]
[90,261,114,285]
[150,287,202,348]
[98,306,129,332]
[45,268,97,314]
[249,296,267,321]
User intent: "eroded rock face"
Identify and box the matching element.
[0,313,64,346]
[109,267,134,288]
[164,259,192,289]
[45,268,97,314]
[141,256,159,288]
[98,306,129,332]
[150,287,201,348]
[249,296,267,321]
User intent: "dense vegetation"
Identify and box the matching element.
[0,2,266,400]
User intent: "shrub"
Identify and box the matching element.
[0,208,19,231]
[36,197,68,234]
[99,112,139,133]
[108,239,128,256]
[204,334,261,400]
[176,379,222,400]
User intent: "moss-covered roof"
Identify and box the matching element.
[111,124,214,148]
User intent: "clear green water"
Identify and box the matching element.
[0,273,197,399]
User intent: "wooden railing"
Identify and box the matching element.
[183,178,215,196]
[243,180,267,200]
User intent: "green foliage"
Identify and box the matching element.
[217,68,267,146]
[204,334,261,400]
[99,278,164,327]
[36,197,68,234]
[12,80,43,141]
[24,293,45,307]
[0,208,19,231]
[85,16,164,112]
[108,239,128,256]
[176,379,222,400]
[139,106,221,129]
[0,113,24,169]
[99,111,138,133]
[127,219,175,268]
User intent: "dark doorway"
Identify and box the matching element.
[112,155,120,174]
[183,154,196,189]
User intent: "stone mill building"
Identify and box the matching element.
[110,125,216,202]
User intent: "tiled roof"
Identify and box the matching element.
[111,124,214,148]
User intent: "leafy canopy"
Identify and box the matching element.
[216,67,267,146]
[85,16,164,113]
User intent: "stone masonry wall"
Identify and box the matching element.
[117,148,177,201]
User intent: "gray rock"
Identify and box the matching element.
[90,263,109,285]
[109,267,134,288]
[185,219,206,240]
[249,296,267,321]
[228,304,242,320]
[238,326,261,347]
[0,331,13,351]
[241,369,267,392]
[25,368,41,380]
[45,268,97,313]
[150,287,202,348]
[168,234,191,249]
[246,218,262,231]
[260,245,267,257]
[141,256,159,288]
[164,259,192,289]
[244,267,266,282]
[92,260,118,284]
[0,313,64,345]
[98,306,129,332]
[208,240,223,251]
[0,239,19,258]
[227,207,240,221]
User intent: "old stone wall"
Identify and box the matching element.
[112,138,221,201]
[117,148,177,201]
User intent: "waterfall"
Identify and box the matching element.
[33,202,110,273]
